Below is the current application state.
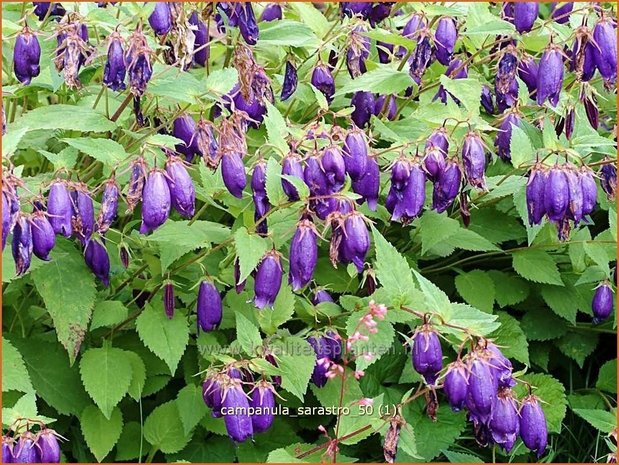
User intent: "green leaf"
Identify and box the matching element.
[335,65,414,96]
[521,307,568,341]
[126,351,146,401]
[265,156,287,207]
[541,284,582,324]
[445,303,500,338]
[412,270,451,315]
[10,338,90,416]
[289,3,329,37]
[148,69,201,104]
[2,338,34,394]
[512,249,563,285]
[3,393,45,429]
[415,211,461,255]
[256,283,295,335]
[115,422,144,461]
[487,271,530,307]
[371,226,416,304]
[90,301,129,331]
[63,137,128,168]
[596,359,617,394]
[515,373,567,433]
[14,104,117,132]
[258,20,318,47]
[2,126,28,157]
[556,331,598,368]
[573,409,617,434]
[81,405,123,462]
[135,302,189,374]
[144,401,191,454]
[444,228,501,253]
[443,450,483,463]
[272,336,315,402]
[234,227,269,283]
[438,76,482,115]
[176,384,208,436]
[80,346,133,419]
[147,220,230,271]
[264,102,289,155]
[38,146,79,170]
[454,270,495,313]
[583,241,611,277]
[490,312,529,365]
[203,68,239,98]
[236,312,262,356]
[463,19,515,36]
[509,124,536,167]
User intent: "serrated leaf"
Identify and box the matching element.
[176,385,208,436]
[204,68,239,97]
[81,405,123,462]
[510,125,535,167]
[2,126,28,157]
[265,156,287,207]
[63,137,128,167]
[583,241,611,277]
[521,307,569,341]
[412,270,451,315]
[371,226,416,303]
[445,303,500,338]
[491,312,529,365]
[597,359,617,394]
[443,450,483,463]
[2,338,34,394]
[14,104,117,132]
[144,401,191,454]
[258,20,318,47]
[38,146,78,170]
[455,270,495,313]
[273,337,315,401]
[445,228,501,252]
[439,76,482,115]
[557,331,598,368]
[126,352,146,401]
[512,249,563,285]
[135,302,189,374]
[264,102,289,155]
[2,393,48,430]
[573,409,617,434]
[90,301,129,331]
[415,212,461,255]
[115,422,144,461]
[335,65,414,96]
[31,241,97,363]
[80,346,133,419]
[541,284,581,324]
[515,373,567,433]
[236,312,262,356]
[487,271,530,307]
[234,227,269,283]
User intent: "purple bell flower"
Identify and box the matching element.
[537,44,564,107]
[2,436,13,464]
[526,163,547,225]
[377,41,394,64]
[339,211,370,273]
[341,2,373,19]
[322,145,346,191]
[222,381,254,442]
[423,147,446,183]
[312,289,334,305]
[189,11,209,67]
[37,428,61,463]
[600,161,617,200]
[434,17,457,65]
[140,169,171,234]
[221,151,247,199]
[352,156,380,211]
[281,153,304,201]
[432,157,461,213]
[579,166,597,217]
[565,166,584,223]
[466,355,496,425]
[484,342,515,388]
[411,324,443,385]
[261,3,282,22]
[148,2,172,35]
[254,250,283,309]
[48,181,73,237]
[592,281,613,324]
[33,2,65,20]
[197,280,223,332]
[425,126,450,155]
[72,186,95,245]
[250,381,276,433]
[518,53,539,95]
[593,18,617,84]
[343,128,369,181]
[84,237,110,286]
[97,178,119,233]
[495,110,521,161]
[31,211,55,261]
[173,114,199,161]
[519,395,548,457]
[12,214,33,276]
[490,388,520,452]
[551,2,573,24]
[308,334,331,387]
[480,85,496,114]
[571,27,596,82]
[126,29,153,97]
[103,31,126,91]
[203,374,223,416]
[374,95,397,120]
[369,2,393,26]
[351,91,376,128]
[238,3,259,45]
[513,2,538,33]
[166,156,196,218]
[288,219,318,291]
[543,165,569,223]
[280,61,298,101]
[403,13,426,39]
[14,26,41,85]
[13,432,39,463]
[444,359,468,412]
[311,63,335,104]
[251,161,270,235]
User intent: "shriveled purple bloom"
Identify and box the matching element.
[435,17,457,65]
[149,2,172,35]
[571,27,596,82]
[551,2,573,24]
[189,11,209,67]
[411,324,443,385]
[281,153,304,201]
[593,18,617,84]
[311,63,335,103]
[97,178,119,233]
[12,215,33,276]
[494,46,518,110]
[343,129,369,181]
[543,165,569,222]
[518,53,539,95]
[374,95,397,120]
[125,29,153,97]
[251,161,270,234]
[519,395,548,457]
[140,169,171,234]
[48,181,73,237]
[2,436,13,464]
[13,432,39,464]
[346,26,370,78]
[432,157,461,213]
[84,237,110,286]
[480,85,495,114]
[197,280,223,332]
[490,388,520,452]
[173,114,199,160]
[579,166,597,217]
[221,151,247,199]
[234,257,246,294]
[226,84,268,125]
[163,281,175,319]
[351,91,375,128]
[261,3,282,21]
[166,156,196,218]
[254,250,283,309]
[341,2,373,19]
[289,219,318,291]
[513,2,538,33]
[565,167,584,223]
[126,156,148,212]
[31,211,55,261]
[72,186,95,244]
[196,119,219,168]
[33,2,65,20]
[250,381,276,433]
[564,106,575,139]
[222,381,254,442]
[203,374,223,416]
[2,192,10,251]
[496,70,518,112]
[14,26,41,85]
[103,31,126,91]
[281,61,298,101]
[37,428,61,463]
[352,156,380,211]
[408,33,433,84]
[444,360,468,412]
[495,110,521,161]
[526,163,547,225]
[339,211,370,273]
[537,44,564,107]
[403,13,426,39]
[600,161,616,200]
[238,2,259,45]
[466,355,496,425]
[592,281,613,324]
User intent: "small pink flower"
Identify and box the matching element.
[354,370,365,379]
[358,397,373,406]
[362,352,374,361]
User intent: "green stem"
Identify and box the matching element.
[145,447,158,463]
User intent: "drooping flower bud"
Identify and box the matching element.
[149,2,172,35]
[126,156,148,212]
[518,53,539,95]
[71,185,95,244]
[425,126,449,155]
[189,11,209,67]
[423,147,446,182]
[483,341,515,388]
[48,181,73,237]
[411,323,443,385]
[526,163,547,225]
[281,153,304,201]
[543,165,569,223]
[466,355,496,425]
[103,31,126,91]
[351,91,376,128]
[343,128,369,181]
[222,381,254,442]
[480,85,496,114]
[14,26,41,85]
[565,166,584,223]
[2,436,13,464]
[197,280,223,332]
[251,161,270,235]
[579,166,597,217]
[13,432,39,464]
[495,110,521,161]
[238,2,259,45]
[403,13,426,39]
[537,44,564,107]
[432,157,461,213]
[140,169,171,234]
[374,95,397,120]
[600,161,617,200]
[339,211,370,273]
[84,237,110,286]
[592,281,613,324]
[434,17,457,65]
[166,156,196,218]
[31,211,55,261]
[250,381,276,433]
[311,63,335,103]
[490,388,520,452]
[513,2,538,33]
[519,394,548,457]
[289,219,318,291]
[312,289,334,305]
[254,250,283,309]
[221,151,247,199]
[33,2,66,20]
[163,281,175,319]
[551,2,573,24]
[322,145,347,192]
[12,215,33,276]
[346,26,370,78]
[261,3,282,22]
[352,156,380,211]
[37,428,61,463]
[172,114,199,161]
[126,28,153,97]
[443,359,468,412]
[593,18,617,84]
[387,158,426,223]
[97,178,119,233]
[203,374,223,416]
[280,61,298,101]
